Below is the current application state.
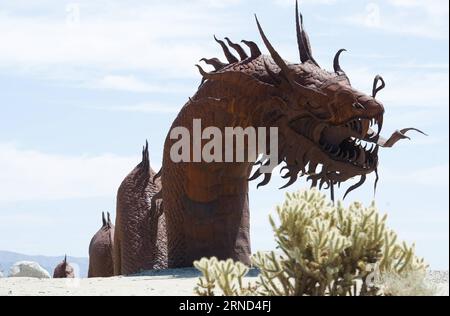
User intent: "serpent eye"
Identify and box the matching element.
[353,103,366,110]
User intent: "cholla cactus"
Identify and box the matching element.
[194,189,427,296]
[194,257,257,296]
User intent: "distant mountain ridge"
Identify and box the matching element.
[0,251,89,278]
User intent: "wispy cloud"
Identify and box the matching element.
[0,2,234,78]
[346,0,449,39]
[97,75,162,93]
[0,143,140,201]
[93,102,181,114]
[94,75,193,94]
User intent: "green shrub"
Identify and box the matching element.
[194,189,428,296]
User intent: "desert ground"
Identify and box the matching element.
[0,269,448,296]
[0,268,259,296]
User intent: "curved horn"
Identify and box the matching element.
[372,75,386,98]
[241,40,262,59]
[296,0,319,67]
[333,49,347,74]
[214,36,239,64]
[225,37,248,60]
[255,15,294,84]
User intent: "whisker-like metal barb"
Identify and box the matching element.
[344,175,367,200]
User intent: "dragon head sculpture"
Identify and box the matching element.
[197,1,426,199]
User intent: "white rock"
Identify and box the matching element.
[9,261,51,279]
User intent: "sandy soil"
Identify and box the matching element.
[0,268,259,296]
[1,276,200,296]
[0,269,447,296]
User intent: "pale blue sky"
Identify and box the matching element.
[0,0,448,269]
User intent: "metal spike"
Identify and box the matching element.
[214,35,239,64]
[255,15,295,84]
[200,57,227,71]
[295,0,320,66]
[241,40,262,58]
[225,37,249,60]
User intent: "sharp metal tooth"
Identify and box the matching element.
[369,144,375,153]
